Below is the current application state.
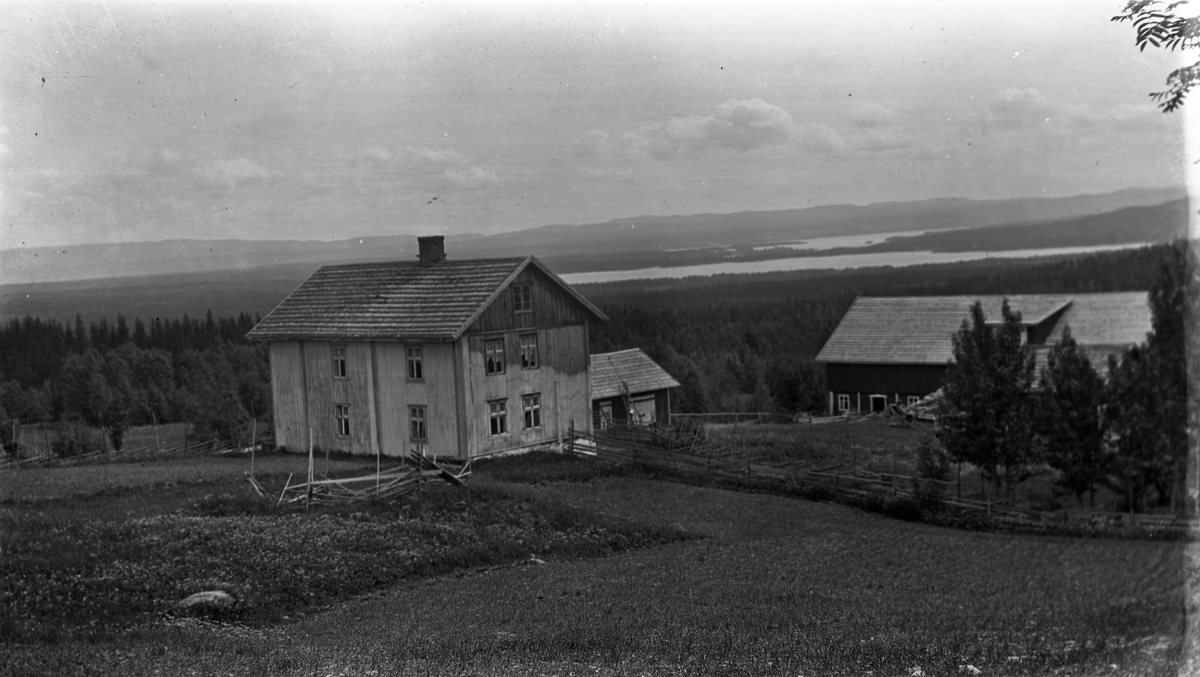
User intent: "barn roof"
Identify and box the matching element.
[815,292,1151,366]
[247,255,607,342]
[590,348,681,400]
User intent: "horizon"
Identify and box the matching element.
[2,1,1190,251]
[0,183,1186,253]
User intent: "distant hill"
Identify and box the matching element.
[0,186,1184,285]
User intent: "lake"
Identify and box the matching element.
[560,243,1151,285]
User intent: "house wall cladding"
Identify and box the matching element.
[468,267,596,335]
[268,324,592,458]
[462,324,591,456]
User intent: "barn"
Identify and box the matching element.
[589,348,681,428]
[814,292,1152,415]
[247,236,608,458]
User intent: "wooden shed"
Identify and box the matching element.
[589,348,681,428]
[815,292,1151,415]
[247,236,608,458]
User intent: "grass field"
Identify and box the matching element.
[0,450,1191,676]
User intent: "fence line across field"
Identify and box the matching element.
[567,422,1196,534]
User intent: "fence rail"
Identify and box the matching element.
[0,430,272,471]
[567,426,1196,534]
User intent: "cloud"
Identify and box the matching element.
[148,150,271,190]
[987,88,1055,129]
[580,98,802,161]
[977,88,1163,138]
[849,103,902,128]
[796,123,847,152]
[444,165,499,188]
[196,158,271,189]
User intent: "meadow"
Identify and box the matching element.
[0,448,1191,676]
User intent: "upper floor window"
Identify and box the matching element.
[406,346,423,380]
[484,338,505,375]
[519,333,539,370]
[332,345,347,379]
[513,284,532,313]
[409,405,427,442]
[335,404,351,436]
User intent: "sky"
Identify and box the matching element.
[0,1,1192,250]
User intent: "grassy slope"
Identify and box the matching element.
[0,453,1189,677]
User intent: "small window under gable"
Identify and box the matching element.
[332,345,347,379]
[407,346,423,380]
[513,283,532,313]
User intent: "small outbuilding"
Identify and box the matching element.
[248,236,608,458]
[589,348,681,428]
[814,292,1152,416]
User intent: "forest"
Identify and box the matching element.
[0,243,1184,460]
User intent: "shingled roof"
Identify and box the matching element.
[815,292,1151,366]
[247,255,606,342]
[590,349,681,400]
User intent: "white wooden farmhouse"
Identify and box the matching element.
[248,236,608,458]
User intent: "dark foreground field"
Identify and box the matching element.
[0,452,1193,677]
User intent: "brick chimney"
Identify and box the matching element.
[417,235,446,265]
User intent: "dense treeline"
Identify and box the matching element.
[0,311,267,453]
[587,244,1175,414]
[937,241,1194,512]
[0,243,1182,456]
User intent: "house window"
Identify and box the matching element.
[484,338,505,375]
[522,393,542,430]
[332,346,347,379]
[837,394,851,413]
[907,396,922,407]
[409,405,427,442]
[407,346,423,380]
[335,404,351,436]
[519,334,539,370]
[488,399,508,436]
[513,284,532,313]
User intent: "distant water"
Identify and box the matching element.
[750,228,937,251]
[560,243,1151,285]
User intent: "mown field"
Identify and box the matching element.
[0,450,1192,677]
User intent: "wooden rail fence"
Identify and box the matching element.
[567,426,1196,534]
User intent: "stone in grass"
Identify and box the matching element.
[178,590,236,610]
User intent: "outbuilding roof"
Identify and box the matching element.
[590,348,681,400]
[247,255,606,342]
[815,292,1151,366]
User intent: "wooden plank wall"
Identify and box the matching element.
[461,323,591,456]
[373,342,460,457]
[469,267,595,334]
[268,341,307,450]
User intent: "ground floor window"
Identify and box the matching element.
[907,395,922,407]
[489,399,508,436]
[522,393,541,429]
[335,404,351,436]
[409,405,427,441]
[837,394,851,413]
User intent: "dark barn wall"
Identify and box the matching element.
[826,363,948,395]
[824,362,948,414]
